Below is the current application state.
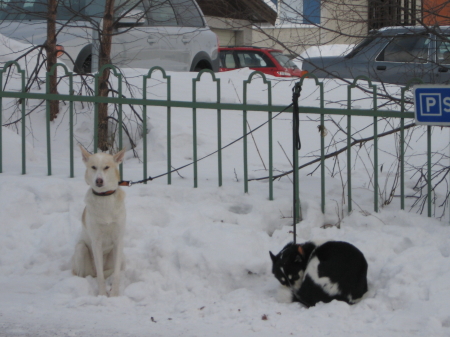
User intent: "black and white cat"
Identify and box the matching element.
[270,241,368,307]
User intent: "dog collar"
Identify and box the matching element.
[92,189,117,197]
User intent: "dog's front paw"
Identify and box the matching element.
[110,284,120,297]
[98,285,107,297]
[109,290,119,297]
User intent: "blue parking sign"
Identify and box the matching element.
[413,85,450,125]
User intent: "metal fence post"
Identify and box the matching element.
[400,87,407,210]
[0,76,2,174]
[192,69,222,187]
[20,68,26,174]
[192,77,198,188]
[45,63,73,177]
[320,104,325,214]
[0,61,26,174]
[402,79,424,212]
[243,71,271,196]
[346,86,352,214]
[45,63,72,177]
[348,76,378,213]
[0,65,4,173]
[45,71,52,176]
[373,85,379,213]
[268,82,273,200]
[296,74,323,214]
[118,72,123,180]
[68,69,74,178]
[95,65,123,179]
[167,78,172,185]
[192,70,221,188]
[94,74,99,153]
[144,67,171,184]
[216,77,222,187]
[428,125,432,217]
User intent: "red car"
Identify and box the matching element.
[219,46,307,78]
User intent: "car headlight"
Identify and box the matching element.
[276,71,291,77]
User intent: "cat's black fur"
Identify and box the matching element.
[270,241,368,307]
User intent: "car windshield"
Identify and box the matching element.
[270,52,298,68]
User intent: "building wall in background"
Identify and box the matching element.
[205,17,253,47]
[253,0,367,55]
[423,0,450,25]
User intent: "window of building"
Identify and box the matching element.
[368,0,420,31]
[276,0,320,26]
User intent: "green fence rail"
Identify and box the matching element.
[1,62,431,220]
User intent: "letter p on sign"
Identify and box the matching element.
[426,96,437,113]
[419,93,441,116]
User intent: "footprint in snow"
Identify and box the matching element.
[229,204,253,215]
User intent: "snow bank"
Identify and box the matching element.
[1,169,450,336]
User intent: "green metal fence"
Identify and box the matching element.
[1,61,433,219]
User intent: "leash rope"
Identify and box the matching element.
[120,101,297,187]
[292,83,302,151]
[292,82,302,244]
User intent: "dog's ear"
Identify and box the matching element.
[292,245,305,263]
[298,245,304,257]
[113,148,126,164]
[269,251,277,263]
[80,145,91,163]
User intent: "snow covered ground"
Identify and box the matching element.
[1,40,450,336]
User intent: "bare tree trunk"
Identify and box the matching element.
[45,0,58,121]
[97,0,116,151]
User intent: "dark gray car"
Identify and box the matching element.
[303,26,450,85]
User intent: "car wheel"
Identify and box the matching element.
[74,44,93,74]
[82,55,92,74]
[193,60,212,72]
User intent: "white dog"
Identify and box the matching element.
[72,146,126,297]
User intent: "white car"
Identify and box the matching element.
[0,0,219,73]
